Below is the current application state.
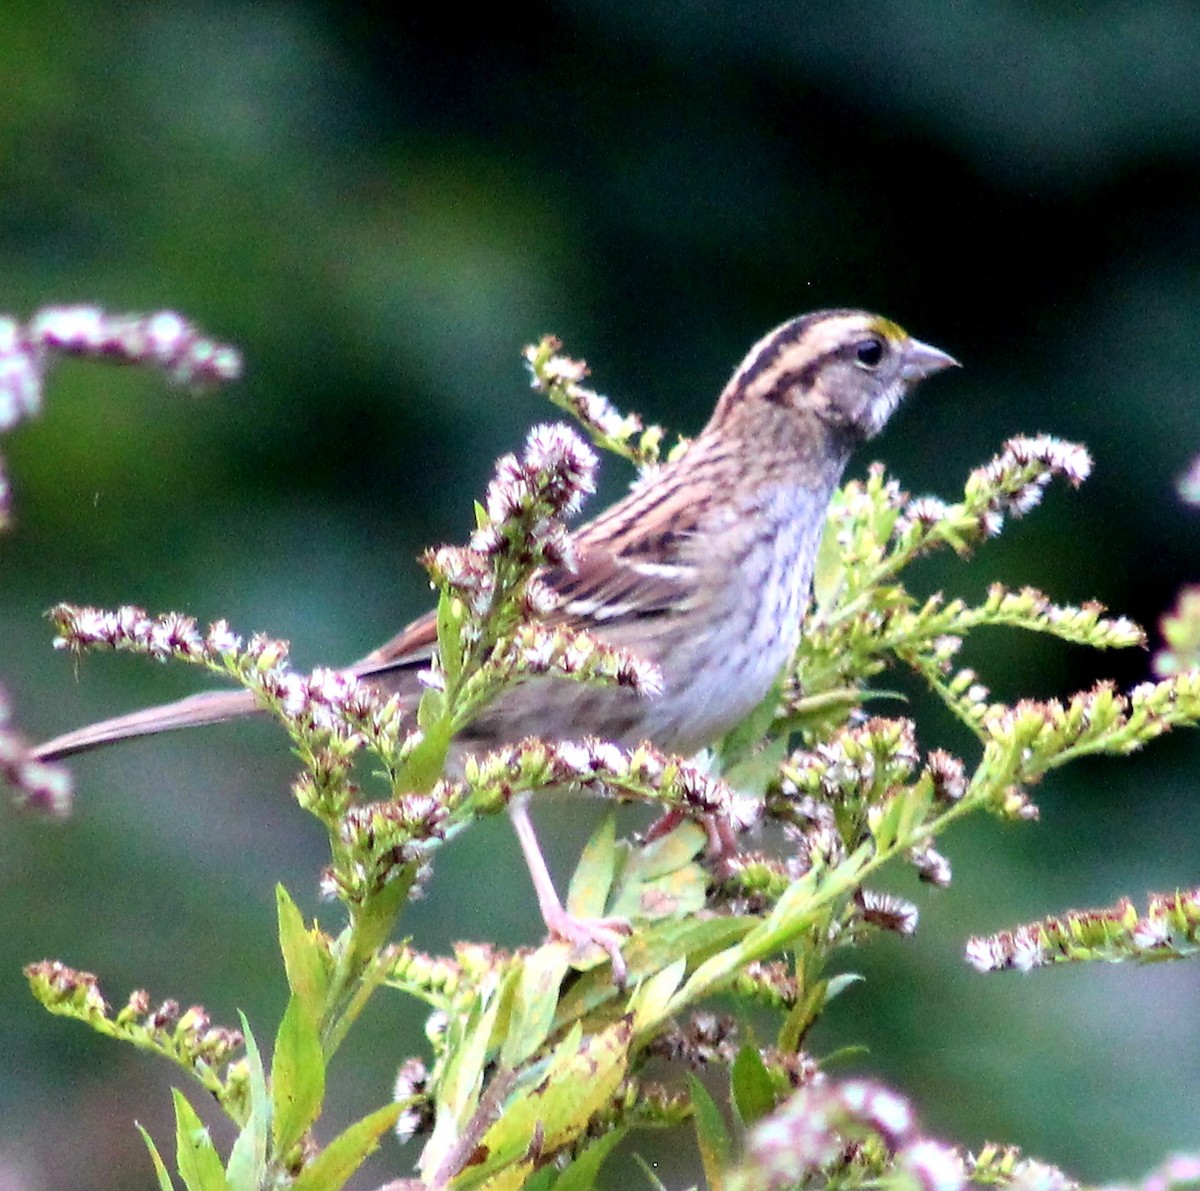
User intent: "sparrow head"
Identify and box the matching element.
[711,309,959,443]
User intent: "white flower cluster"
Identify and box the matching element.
[743,1077,965,1191]
[30,306,242,389]
[463,735,733,818]
[428,422,598,619]
[509,622,663,697]
[969,434,1092,537]
[0,307,241,437]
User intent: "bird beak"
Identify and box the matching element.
[901,338,960,382]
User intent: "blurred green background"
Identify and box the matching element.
[3,3,1200,1187]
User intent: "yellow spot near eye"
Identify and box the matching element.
[870,317,908,343]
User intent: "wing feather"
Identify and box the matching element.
[353,460,710,682]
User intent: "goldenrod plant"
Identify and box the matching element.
[7,309,1200,1191]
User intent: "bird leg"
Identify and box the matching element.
[507,798,631,984]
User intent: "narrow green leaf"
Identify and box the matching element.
[716,677,786,775]
[549,1129,626,1191]
[437,590,466,688]
[420,978,506,1180]
[271,995,325,1158]
[565,813,618,919]
[136,1122,176,1191]
[628,958,686,1034]
[687,1074,729,1191]
[630,1153,670,1191]
[276,886,328,1028]
[226,1014,270,1191]
[501,943,571,1067]
[401,711,453,791]
[730,1045,775,1127]
[173,1089,231,1191]
[290,1102,406,1191]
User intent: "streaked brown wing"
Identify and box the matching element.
[352,543,694,687]
[354,456,709,683]
[351,608,439,681]
[542,545,691,625]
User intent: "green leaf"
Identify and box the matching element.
[870,781,934,853]
[173,1089,231,1191]
[812,516,845,611]
[554,917,754,1029]
[437,590,466,689]
[730,1046,775,1128]
[226,1015,270,1191]
[136,1122,176,1191]
[608,860,708,922]
[687,1074,729,1191]
[607,821,708,923]
[399,707,454,792]
[467,1020,632,1184]
[549,1129,626,1191]
[628,958,686,1034]
[276,886,329,1027]
[622,820,706,883]
[566,813,619,919]
[524,1171,557,1191]
[630,1154,670,1191]
[290,1102,406,1191]
[716,677,786,775]
[501,943,571,1067]
[271,995,325,1158]
[420,976,507,1181]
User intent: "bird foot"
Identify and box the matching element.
[542,904,632,986]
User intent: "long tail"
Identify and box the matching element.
[32,688,260,761]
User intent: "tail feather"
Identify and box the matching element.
[33,688,260,761]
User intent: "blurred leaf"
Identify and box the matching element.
[137,1122,176,1191]
[621,821,706,882]
[548,1129,626,1191]
[607,822,708,922]
[501,942,571,1067]
[421,975,507,1179]
[438,590,467,689]
[276,885,329,1029]
[271,995,325,1157]
[226,1014,270,1191]
[290,1102,406,1191]
[630,1154,671,1190]
[474,1162,534,1191]
[687,1074,730,1191]
[629,957,686,1034]
[566,812,619,919]
[173,1089,231,1191]
[730,1046,775,1128]
[824,972,864,1002]
[555,917,753,1027]
[468,1020,632,1184]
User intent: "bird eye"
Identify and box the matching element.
[854,337,885,368]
